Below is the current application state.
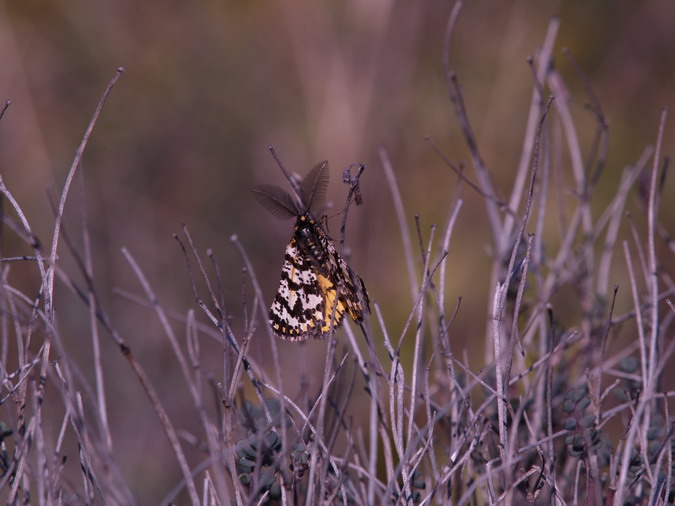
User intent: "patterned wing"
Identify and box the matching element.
[323,235,370,323]
[334,253,370,323]
[269,235,347,340]
[289,214,370,329]
[257,161,370,341]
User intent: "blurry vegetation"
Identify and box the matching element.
[0,1,674,504]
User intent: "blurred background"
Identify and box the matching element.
[1,0,674,501]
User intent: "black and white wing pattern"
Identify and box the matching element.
[253,161,369,341]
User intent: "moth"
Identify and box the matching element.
[252,161,370,341]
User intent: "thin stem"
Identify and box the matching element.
[646,108,668,394]
[379,145,418,302]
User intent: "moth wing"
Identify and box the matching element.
[309,226,368,324]
[332,247,370,322]
[343,264,371,321]
[269,238,325,340]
